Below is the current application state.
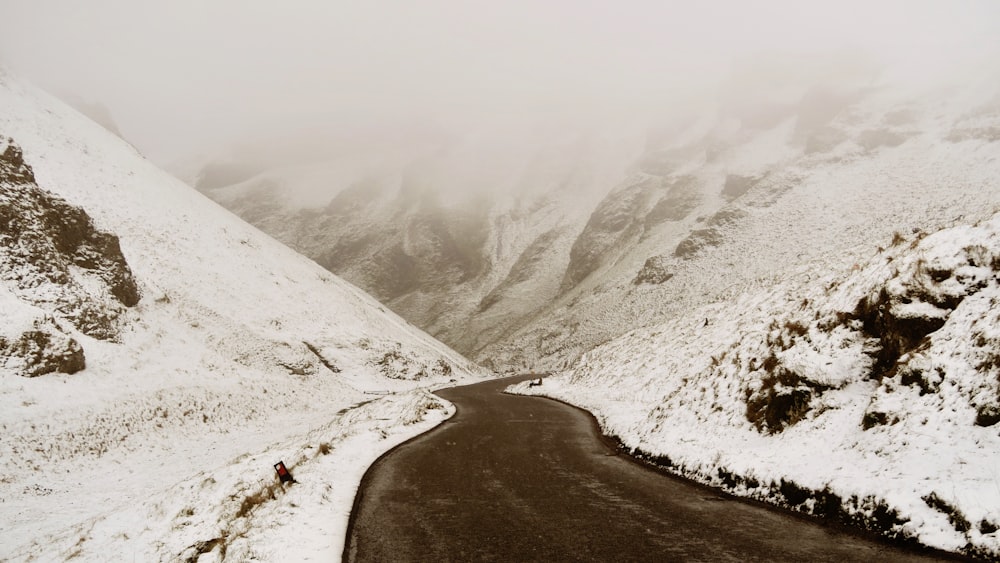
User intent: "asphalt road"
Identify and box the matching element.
[344,375,954,562]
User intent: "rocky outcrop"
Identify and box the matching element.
[0,137,139,375]
[0,310,86,377]
[633,255,673,285]
[673,227,723,259]
[562,177,667,290]
[641,175,701,233]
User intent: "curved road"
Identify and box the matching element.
[344,375,953,562]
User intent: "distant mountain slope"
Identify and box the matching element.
[0,69,484,561]
[196,74,1000,376]
[483,79,1000,372]
[197,129,644,356]
[512,211,1000,558]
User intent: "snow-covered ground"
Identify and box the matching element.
[511,212,1000,558]
[0,69,486,561]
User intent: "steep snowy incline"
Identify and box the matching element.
[190,68,1000,377]
[512,212,1000,559]
[194,125,646,358]
[0,69,485,561]
[485,77,1000,372]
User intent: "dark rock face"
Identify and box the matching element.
[633,255,673,285]
[855,244,996,383]
[0,137,139,375]
[674,228,723,259]
[554,172,699,293]
[706,206,748,228]
[642,175,701,233]
[855,288,946,382]
[0,320,86,377]
[562,177,673,290]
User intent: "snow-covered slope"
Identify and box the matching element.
[484,76,1000,372]
[0,69,484,561]
[192,126,646,358]
[193,69,1000,379]
[512,210,1000,558]
[164,62,1000,558]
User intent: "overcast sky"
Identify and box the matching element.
[2,0,999,164]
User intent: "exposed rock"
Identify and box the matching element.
[674,227,723,259]
[642,175,701,232]
[562,179,659,290]
[0,313,85,377]
[1,136,139,347]
[706,206,748,228]
[745,366,821,434]
[633,255,673,285]
[855,242,997,381]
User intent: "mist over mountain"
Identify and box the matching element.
[191,59,1000,372]
[4,1,1000,559]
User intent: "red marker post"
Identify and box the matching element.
[274,461,294,484]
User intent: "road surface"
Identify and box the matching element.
[344,375,955,562]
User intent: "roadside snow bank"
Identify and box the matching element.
[511,213,1000,559]
[6,388,455,562]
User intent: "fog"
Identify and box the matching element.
[1,0,999,166]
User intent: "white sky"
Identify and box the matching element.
[1,0,998,164]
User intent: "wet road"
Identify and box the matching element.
[344,375,952,562]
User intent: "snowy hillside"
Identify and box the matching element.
[483,75,1000,372]
[191,126,646,358]
[0,69,484,561]
[192,68,1000,378]
[512,212,1000,558]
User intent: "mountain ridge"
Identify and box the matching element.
[0,68,484,561]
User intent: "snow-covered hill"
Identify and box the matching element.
[499,71,1000,558]
[483,75,1000,373]
[190,124,646,358]
[512,210,1000,558]
[187,60,1000,558]
[0,69,485,561]
[192,67,1000,380]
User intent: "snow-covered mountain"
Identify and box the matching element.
[0,69,485,561]
[187,61,1000,558]
[193,67,1000,378]
[511,209,1000,558]
[484,76,1000,373]
[188,124,646,358]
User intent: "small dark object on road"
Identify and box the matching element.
[528,378,543,387]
